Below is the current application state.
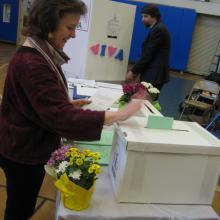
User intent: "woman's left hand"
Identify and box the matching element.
[71,99,91,108]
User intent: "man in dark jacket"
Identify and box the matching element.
[126,4,171,91]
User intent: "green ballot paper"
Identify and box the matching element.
[146,115,173,130]
[75,130,114,165]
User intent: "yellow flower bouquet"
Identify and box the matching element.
[45,145,101,211]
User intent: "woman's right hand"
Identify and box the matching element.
[117,99,143,121]
[104,99,143,125]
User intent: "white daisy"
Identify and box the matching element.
[69,169,82,180]
[56,161,70,174]
[149,87,160,94]
[141,81,153,89]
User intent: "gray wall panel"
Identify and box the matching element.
[187,14,220,75]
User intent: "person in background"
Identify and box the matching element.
[0,0,143,219]
[126,4,171,91]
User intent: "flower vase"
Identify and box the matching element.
[55,173,95,211]
[44,165,57,178]
[118,101,126,109]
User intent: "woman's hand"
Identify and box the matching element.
[117,99,143,121]
[71,99,91,108]
[104,99,143,125]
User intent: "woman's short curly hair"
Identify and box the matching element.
[22,0,87,40]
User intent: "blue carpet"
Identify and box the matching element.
[159,76,195,119]
[159,76,220,139]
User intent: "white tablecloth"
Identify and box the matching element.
[55,167,220,220]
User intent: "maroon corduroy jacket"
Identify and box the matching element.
[0,47,105,164]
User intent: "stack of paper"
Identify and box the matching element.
[75,130,114,165]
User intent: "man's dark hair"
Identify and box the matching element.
[141,4,161,21]
[22,0,87,40]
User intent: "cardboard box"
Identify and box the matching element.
[109,117,220,204]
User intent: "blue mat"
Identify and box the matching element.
[159,76,194,119]
[159,76,220,139]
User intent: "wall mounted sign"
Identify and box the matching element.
[106,15,121,39]
[77,0,91,32]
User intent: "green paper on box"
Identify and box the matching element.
[146,115,174,130]
[75,130,114,166]
[76,143,112,166]
[75,130,114,146]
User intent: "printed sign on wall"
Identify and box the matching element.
[77,0,91,32]
[106,15,121,39]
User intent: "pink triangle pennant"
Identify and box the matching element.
[90,44,100,55]
[108,46,117,57]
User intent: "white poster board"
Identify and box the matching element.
[85,0,136,81]
[62,0,136,81]
[62,0,91,79]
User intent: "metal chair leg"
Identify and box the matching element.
[206,112,220,130]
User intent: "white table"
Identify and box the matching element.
[55,167,220,220]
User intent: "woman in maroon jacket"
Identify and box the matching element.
[0,0,143,219]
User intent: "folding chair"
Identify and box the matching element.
[179,79,220,125]
[206,111,220,130]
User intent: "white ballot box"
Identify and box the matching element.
[109,117,220,204]
[56,167,220,220]
[137,100,163,118]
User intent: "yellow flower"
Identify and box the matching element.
[76,158,83,166]
[82,149,91,156]
[91,164,96,169]
[92,152,101,161]
[88,166,94,174]
[65,152,71,157]
[88,152,94,157]
[69,147,78,153]
[80,153,85,160]
[95,165,101,175]
[70,151,78,158]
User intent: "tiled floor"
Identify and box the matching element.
[0,42,220,219]
[0,167,56,219]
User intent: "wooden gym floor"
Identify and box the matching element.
[0,42,219,219]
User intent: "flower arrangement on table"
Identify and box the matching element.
[118,82,161,111]
[141,82,161,111]
[45,145,101,211]
[118,83,146,108]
